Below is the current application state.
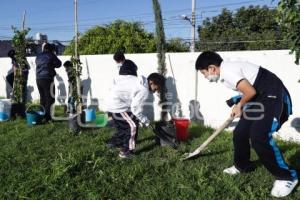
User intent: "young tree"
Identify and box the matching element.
[11,27,30,117]
[152,0,168,121]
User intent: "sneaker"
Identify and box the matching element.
[223,165,240,175]
[271,179,298,198]
[118,149,134,159]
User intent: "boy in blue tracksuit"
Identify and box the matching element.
[195,51,298,198]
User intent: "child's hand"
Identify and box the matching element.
[139,120,150,128]
[231,104,242,118]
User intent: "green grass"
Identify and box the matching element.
[0,120,299,200]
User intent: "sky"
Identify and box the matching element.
[0,0,280,43]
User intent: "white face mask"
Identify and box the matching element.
[207,69,220,82]
[117,63,122,68]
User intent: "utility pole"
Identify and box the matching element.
[191,0,198,102]
[74,0,78,59]
[22,10,26,30]
[191,0,196,52]
[180,0,198,103]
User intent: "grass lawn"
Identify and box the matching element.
[0,119,299,199]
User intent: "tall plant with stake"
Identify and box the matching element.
[74,0,83,114]
[152,0,168,120]
[67,0,83,133]
[277,0,300,64]
[11,27,30,104]
[70,55,82,113]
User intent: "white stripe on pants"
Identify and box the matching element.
[120,112,137,150]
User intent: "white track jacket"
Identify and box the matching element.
[104,75,150,124]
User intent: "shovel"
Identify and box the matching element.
[181,117,234,161]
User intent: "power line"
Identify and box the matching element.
[1,1,271,27]
[198,39,287,44]
[198,0,264,9]
[0,1,279,42]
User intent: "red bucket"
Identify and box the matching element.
[173,118,190,141]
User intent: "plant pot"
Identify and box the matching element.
[154,120,178,148]
[25,105,45,125]
[0,99,12,121]
[68,111,86,133]
[11,103,26,119]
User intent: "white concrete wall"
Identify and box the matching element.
[0,50,300,142]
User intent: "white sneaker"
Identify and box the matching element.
[118,150,134,159]
[271,179,298,198]
[223,165,240,175]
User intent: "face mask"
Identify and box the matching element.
[207,69,220,82]
[117,63,122,68]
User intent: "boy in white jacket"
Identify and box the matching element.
[105,73,165,158]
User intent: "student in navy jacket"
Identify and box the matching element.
[35,43,62,122]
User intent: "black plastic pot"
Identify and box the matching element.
[153,120,178,148]
[11,103,26,119]
[68,111,85,133]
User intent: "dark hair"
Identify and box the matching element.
[119,59,138,76]
[113,51,125,62]
[63,60,73,68]
[50,43,56,53]
[7,49,15,58]
[147,73,165,91]
[43,43,52,52]
[195,51,223,70]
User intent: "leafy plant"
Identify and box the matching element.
[69,56,82,112]
[26,104,43,113]
[277,0,300,64]
[11,27,30,104]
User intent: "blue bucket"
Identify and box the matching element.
[84,108,96,122]
[0,99,11,122]
[26,105,45,125]
[0,112,9,121]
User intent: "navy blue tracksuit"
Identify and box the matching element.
[233,67,298,181]
[35,51,62,121]
[109,112,139,151]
